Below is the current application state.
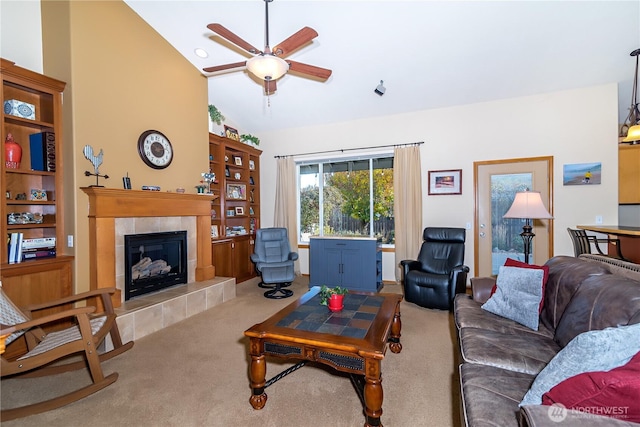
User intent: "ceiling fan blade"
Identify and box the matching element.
[287,60,332,80]
[264,79,277,94]
[207,23,261,54]
[272,27,318,57]
[203,61,247,73]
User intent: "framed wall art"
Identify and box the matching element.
[224,125,240,141]
[428,169,462,195]
[235,206,244,215]
[563,162,601,185]
[226,183,246,200]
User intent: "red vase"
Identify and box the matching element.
[328,294,344,312]
[5,133,22,169]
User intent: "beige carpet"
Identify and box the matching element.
[1,277,462,427]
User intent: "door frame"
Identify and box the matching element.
[473,156,554,276]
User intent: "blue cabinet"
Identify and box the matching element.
[309,237,382,292]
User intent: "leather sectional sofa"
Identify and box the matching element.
[454,255,640,426]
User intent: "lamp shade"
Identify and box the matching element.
[246,54,289,81]
[503,191,553,220]
[623,124,640,142]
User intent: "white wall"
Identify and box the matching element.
[0,1,42,72]
[259,84,620,280]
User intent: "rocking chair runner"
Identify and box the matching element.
[0,284,134,421]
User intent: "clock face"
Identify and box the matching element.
[137,130,173,169]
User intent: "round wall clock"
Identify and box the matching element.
[137,130,173,169]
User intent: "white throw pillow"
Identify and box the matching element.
[481,266,543,330]
[520,322,640,406]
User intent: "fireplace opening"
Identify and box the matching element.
[124,231,188,300]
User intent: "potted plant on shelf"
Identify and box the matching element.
[208,104,226,135]
[240,134,260,146]
[319,285,349,312]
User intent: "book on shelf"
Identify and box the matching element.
[22,237,56,250]
[22,249,57,261]
[29,131,56,172]
[7,232,24,264]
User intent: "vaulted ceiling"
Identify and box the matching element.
[125,1,640,134]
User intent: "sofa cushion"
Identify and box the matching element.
[541,351,640,423]
[454,294,554,338]
[540,256,610,331]
[554,274,640,347]
[520,323,640,406]
[459,363,535,427]
[482,266,544,330]
[458,326,560,375]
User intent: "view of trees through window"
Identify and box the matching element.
[491,173,532,273]
[299,157,394,244]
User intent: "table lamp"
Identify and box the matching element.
[503,190,553,264]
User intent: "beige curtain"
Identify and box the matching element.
[274,156,300,273]
[393,145,423,282]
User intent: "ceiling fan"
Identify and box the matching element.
[203,0,332,94]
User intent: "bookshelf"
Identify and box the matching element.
[208,133,261,282]
[1,58,73,359]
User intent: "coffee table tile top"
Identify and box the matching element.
[275,293,384,339]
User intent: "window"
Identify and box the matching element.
[298,156,394,244]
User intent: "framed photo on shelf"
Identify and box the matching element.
[210,225,219,238]
[249,160,255,170]
[428,169,462,195]
[226,183,246,200]
[226,209,235,217]
[224,125,240,141]
[235,206,244,215]
[249,176,255,185]
[234,156,243,166]
[225,167,230,177]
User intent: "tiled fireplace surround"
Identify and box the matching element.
[81,188,235,346]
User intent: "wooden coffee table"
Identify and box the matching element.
[244,286,402,427]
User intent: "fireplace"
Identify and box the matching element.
[124,231,188,300]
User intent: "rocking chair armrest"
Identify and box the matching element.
[22,288,117,313]
[10,306,96,332]
[1,324,16,336]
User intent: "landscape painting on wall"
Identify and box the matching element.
[563,162,601,185]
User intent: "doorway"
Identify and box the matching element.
[474,157,554,277]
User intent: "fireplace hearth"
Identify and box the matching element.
[124,231,188,300]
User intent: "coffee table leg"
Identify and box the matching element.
[389,303,402,354]
[363,359,383,427]
[249,339,267,409]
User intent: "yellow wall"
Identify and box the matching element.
[41,1,209,292]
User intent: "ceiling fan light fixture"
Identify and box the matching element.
[246,54,289,81]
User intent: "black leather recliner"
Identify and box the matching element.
[400,227,469,310]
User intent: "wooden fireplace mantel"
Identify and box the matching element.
[81,187,216,306]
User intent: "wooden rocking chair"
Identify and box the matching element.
[0,283,133,421]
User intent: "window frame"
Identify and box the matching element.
[296,151,394,245]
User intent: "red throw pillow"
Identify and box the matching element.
[489,258,549,313]
[542,351,640,423]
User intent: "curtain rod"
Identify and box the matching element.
[274,141,423,158]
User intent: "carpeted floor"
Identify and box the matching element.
[1,277,462,427]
